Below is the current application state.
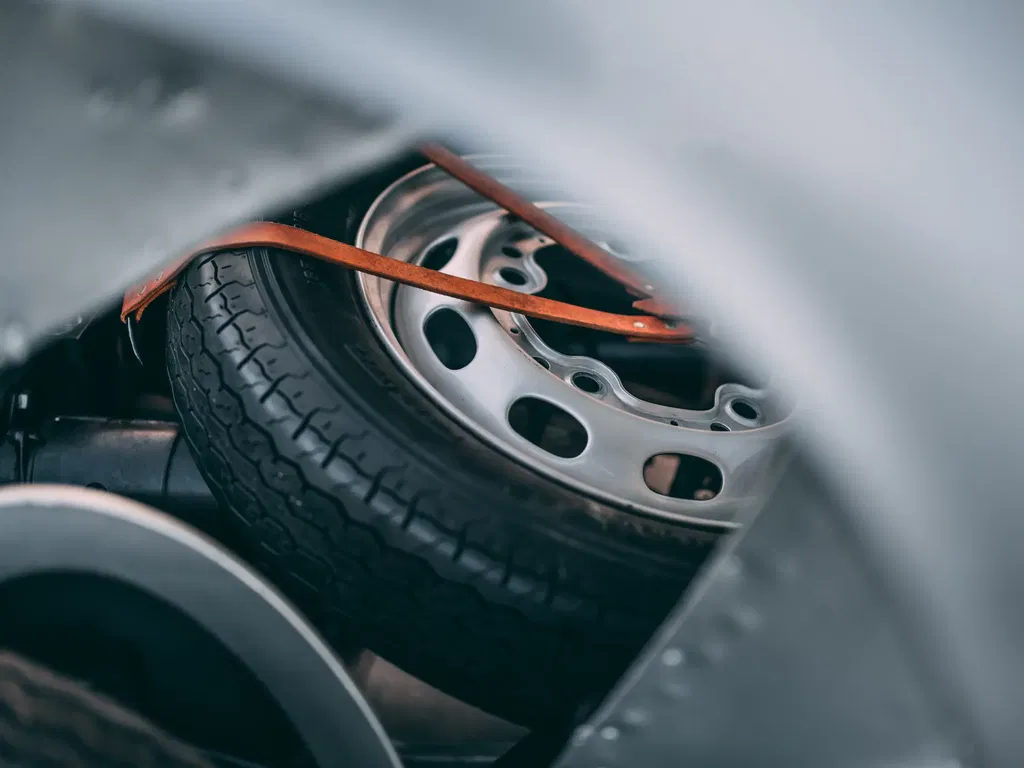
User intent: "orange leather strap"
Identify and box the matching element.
[121,222,693,343]
[422,144,654,298]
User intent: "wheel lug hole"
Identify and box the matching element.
[498,267,528,286]
[572,373,602,394]
[727,399,760,424]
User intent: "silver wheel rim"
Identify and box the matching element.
[356,158,788,528]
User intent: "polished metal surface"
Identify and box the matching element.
[0,485,401,768]
[357,159,786,526]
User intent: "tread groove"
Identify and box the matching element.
[214,309,251,334]
[235,342,277,371]
[290,407,319,441]
[257,374,291,405]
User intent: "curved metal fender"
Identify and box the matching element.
[0,484,401,768]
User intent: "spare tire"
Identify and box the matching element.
[165,156,744,724]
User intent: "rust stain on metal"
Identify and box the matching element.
[121,222,693,343]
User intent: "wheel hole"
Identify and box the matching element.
[421,238,458,271]
[508,398,588,459]
[643,454,723,501]
[571,373,602,394]
[710,422,730,432]
[728,400,759,422]
[423,308,477,370]
[499,267,528,286]
[533,357,551,370]
[502,246,522,259]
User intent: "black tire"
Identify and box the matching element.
[165,157,719,725]
[0,651,212,768]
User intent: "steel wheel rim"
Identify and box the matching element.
[355,158,788,527]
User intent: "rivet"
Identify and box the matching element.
[700,637,729,664]
[622,708,650,727]
[571,725,594,746]
[162,88,208,127]
[660,680,691,699]
[0,323,28,364]
[85,88,116,121]
[661,647,684,667]
[633,320,645,329]
[599,726,619,741]
[730,604,762,631]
